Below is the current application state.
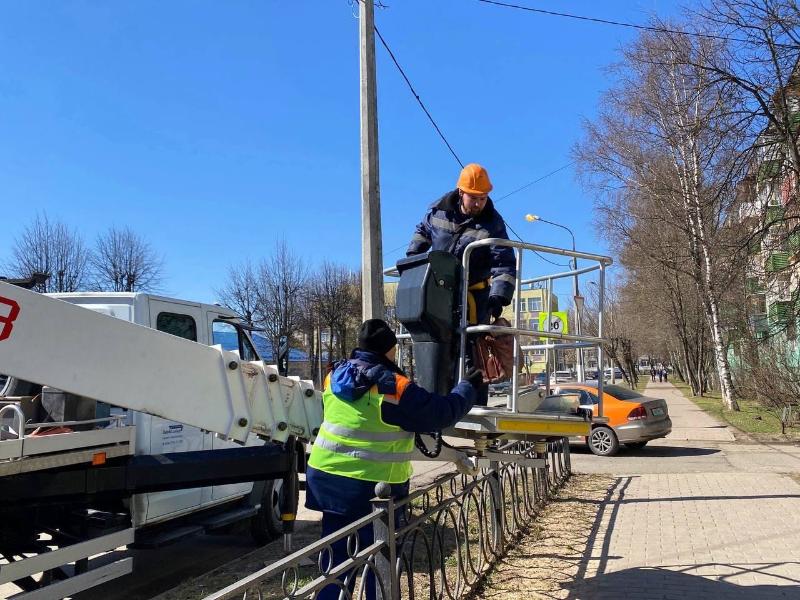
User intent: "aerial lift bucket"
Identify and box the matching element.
[394,251,461,396]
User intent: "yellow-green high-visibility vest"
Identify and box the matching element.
[308,375,415,484]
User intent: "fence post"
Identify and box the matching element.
[534,440,549,498]
[371,482,399,600]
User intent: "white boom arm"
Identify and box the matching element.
[0,282,321,444]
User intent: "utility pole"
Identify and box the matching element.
[359,0,384,320]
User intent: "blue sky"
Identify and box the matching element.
[0,0,680,304]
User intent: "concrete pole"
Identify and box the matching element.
[359,0,384,320]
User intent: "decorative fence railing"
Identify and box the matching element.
[203,438,571,600]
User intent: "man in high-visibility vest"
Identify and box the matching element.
[306,318,482,599]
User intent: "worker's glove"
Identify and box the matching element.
[464,367,485,388]
[487,295,506,320]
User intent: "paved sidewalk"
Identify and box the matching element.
[569,381,800,599]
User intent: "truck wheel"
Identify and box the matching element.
[0,376,41,398]
[250,476,299,545]
[588,426,619,457]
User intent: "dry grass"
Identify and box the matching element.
[156,474,613,600]
[473,474,615,599]
[152,526,322,600]
[672,380,800,442]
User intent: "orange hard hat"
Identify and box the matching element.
[457,163,493,195]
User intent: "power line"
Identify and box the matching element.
[475,0,749,44]
[503,220,571,267]
[373,26,464,167]
[495,161,574,202]
[384,161,573,258]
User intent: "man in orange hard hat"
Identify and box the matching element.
[407,163,517,405]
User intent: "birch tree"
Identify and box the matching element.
[576,30,745,409]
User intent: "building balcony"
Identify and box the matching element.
[768,300,793,326]
[746,277,765,294]
[766,204,785,224]
[789,229,800,255]
[765,251,790,273]
[749,313,769,333]
[748,236,762,256]
[757,158,783,183]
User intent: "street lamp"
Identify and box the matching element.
[525,214,585,382]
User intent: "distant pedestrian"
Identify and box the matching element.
[662,367,668,382]
[657,366,663,383]
[650,366,656,382]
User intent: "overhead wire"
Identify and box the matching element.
[374,26,464,168]
[372,9,571,267]
[474,0,752,44]
[495,162,574,202]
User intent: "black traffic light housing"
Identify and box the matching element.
[395,251,461,395]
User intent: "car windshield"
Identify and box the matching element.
[603,385,644,400]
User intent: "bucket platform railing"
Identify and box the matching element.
[385,239,612,431]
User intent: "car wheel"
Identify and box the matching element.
[588,426,619,457]
[625,441,648,450]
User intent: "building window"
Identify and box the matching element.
[530,298,543,312]
[518,298,527,312]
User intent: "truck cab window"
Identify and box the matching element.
[212,321,239,352]
[240,333,258,362]
[212,320,259,361]
[156,312,197,341]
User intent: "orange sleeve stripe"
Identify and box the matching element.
[324,373,331,390]
[394,374,411,399]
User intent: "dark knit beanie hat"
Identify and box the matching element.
[358,319,397,355]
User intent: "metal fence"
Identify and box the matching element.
[203,438,571,600]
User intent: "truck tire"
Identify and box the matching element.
[0,375,41,398]
[250,476,299,545]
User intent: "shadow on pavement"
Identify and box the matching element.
[561,476,800,599]
[569,445,720,457]
[571,564,800,599]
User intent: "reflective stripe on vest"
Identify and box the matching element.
[312,436,417,462]
[320,421,413,442]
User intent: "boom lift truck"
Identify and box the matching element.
[0,284,320,599]
[0,238,610,599]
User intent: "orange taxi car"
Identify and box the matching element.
[554,382,671,456]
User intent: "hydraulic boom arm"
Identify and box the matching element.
[0,282,321,444]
